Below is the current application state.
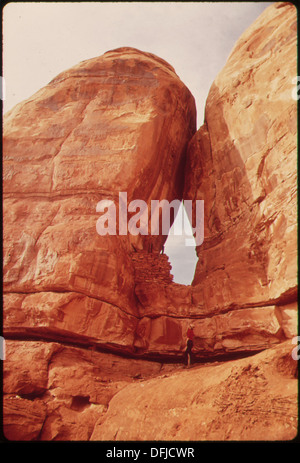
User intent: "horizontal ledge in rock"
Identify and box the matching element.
[3,326,286,365]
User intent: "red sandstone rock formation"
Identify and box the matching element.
[2,3,298,442]
[3,47,196,355]
[3,339,175,440]
[183,1,297,355]
[91,341,298,441]
[131,3,298,360]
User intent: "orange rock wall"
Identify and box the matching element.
[91,341,298,441]
[184,2,297,326]
[2,3,298,442]
[3,47,196,356]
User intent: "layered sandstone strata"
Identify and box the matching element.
[3,5,296,363]
[91,341,298,441]
[3,47,196,353]
[3,339,179,440]
[183,2,297,344]
[131,1,297,360]
[2,2,298,442]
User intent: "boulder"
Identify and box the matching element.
[3,47,196,351]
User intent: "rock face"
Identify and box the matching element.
[184,1,297,344]
[133,2,297,359]
[2,3,298,442]
[3,47,196,354]
[91,341,298,441]
[3,339,179,440]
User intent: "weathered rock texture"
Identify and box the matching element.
[3,339,179,440]
[91,341,298,441]
[2,3,298,442]
[3,47,196,355]
[184,1,298,345]
[132,2,298,359]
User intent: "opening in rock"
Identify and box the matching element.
[164,202,198,285]
[18,391,45,401]
[70,395,91,411]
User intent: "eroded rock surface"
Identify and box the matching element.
[133,2,298,358]
[3,47,196,353]
[180,2,298,364]
[91,341,298,441]
[184,2,297,315]
[2,3,298,442]
[3,340,178,440]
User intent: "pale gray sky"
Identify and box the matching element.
[3,1,272,284]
